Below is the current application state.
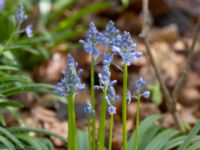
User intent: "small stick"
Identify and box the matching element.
[139,0,184,130]
[172,18,200,100]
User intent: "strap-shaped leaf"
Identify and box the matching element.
[0,135,15,150]
[128,114,162,150]
[178,120,200,150]
[0,127,24,149]
[187,140,200,150]
[9,127,66,143]
[139,125,162,150]
[77,130,89,150]
[0,65,19,71]
[42,138,55,150]
[2,83,54,96]
[162,135,186,150]
[0,101,24,108]
[145,129,178,150]
[16,134,48,150]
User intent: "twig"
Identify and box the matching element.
[172,18,200,99]
[139,0,184,130]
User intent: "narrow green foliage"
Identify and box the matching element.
[90,58,96,150]
[97,87,107,150]
[108,114,114,150]
[122,64,128,150]
[178,120,200,150]
[134,96,141,150]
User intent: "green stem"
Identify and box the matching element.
[134,96,141,150]
[67,93,77,150]
[108,114,114,150]
[0,26,19,56]
[88,118,92,150]
[122,63,128,150]
[97,86,107,150]
[91,57,96,150]
[67,93,73,150]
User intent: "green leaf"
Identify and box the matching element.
[178,120,200,150]
[128,115,163,150]
[162,135,186,150]
[187,140,200,150]
[77,130,89,150]
[54,2,111,32]
[0,127,24,149]
[16,134,48,150]
[9,127,66,143]
[0,101,24,108]
[138,125,162,150]
[0,65,19,71]
[0,135,15,150]
[2,83,54,96]
[145,129,178,150]
[149,83,163,106]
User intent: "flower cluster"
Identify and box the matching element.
[84,100,95,117]
[111,31,142,65]
[106,84,119,115]
[15,4,33,38]
[127,78,150,103]
[0,0,5,10]
[55,54,85,96]
[79,22,105,58]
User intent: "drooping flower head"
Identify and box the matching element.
[25,25,33,38]
[111,31,142,65]
[102,53,113,66]
[15,4,27,25]
[79,22,105,58]
[134,77,150,98]
[0,0,5,10]
[98,66,111,88]
[55,54,85,96]
[84,100,95,117]
[103,20,121,46]
[108,105,116,115]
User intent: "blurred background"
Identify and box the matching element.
[0,0,200,149]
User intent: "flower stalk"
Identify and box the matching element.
[134,96,141,150]
[90,57,96,150]
[122,63,128,150]
[97,86,107,150]
[108,114,114,150]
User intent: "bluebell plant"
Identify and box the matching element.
[79,22,105,150]
[133,77,150,150]
[56,54,85,150]
[56,21,148,150]
[84,100,95,150]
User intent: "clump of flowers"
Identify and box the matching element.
[55,54,85,150]
[55,21,150,150]
[55,54,85,96]
[15,4,33,38]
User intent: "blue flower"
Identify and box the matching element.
[108,105,116,115]
[111,31,142,65]
[142,91,150,98]
[55,54,85,96]
[127,90,132,104]
[25,25,33,38]
[103,20,120,46]
[0,0,5,10]
[135,77,146,92]
[98,66,111,88]
[15,4,27,25]
[79,22,106,58]
[102,53,113,66]
[106,84,119,103]
[84,100,95,117]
